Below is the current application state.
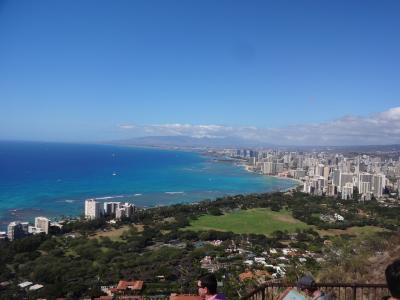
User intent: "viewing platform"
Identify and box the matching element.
[240,282,389,300]
[89,282,389,300]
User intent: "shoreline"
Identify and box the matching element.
[0,144,300,229]
[227,158,303,193]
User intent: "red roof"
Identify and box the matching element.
[116,280,144,291]
[239,271,254,282]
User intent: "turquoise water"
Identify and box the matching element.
[0,141,296,229]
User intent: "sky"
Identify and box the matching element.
[1,0,400,145]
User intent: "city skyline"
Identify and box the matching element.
[1,0,400,145]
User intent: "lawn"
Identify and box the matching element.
[185,208,310,235]
[318,226,390,237]
[89,224,144,241]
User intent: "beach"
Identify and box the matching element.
[0,141,296,229]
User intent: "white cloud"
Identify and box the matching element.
[118,107,400,145]
[118,124,136,129]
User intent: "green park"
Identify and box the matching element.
[186,208,310,235]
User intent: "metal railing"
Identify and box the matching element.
[106,283,389,300]
[240,282,389,300]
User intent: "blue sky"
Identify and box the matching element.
[1,0,400,144]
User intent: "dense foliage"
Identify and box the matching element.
[0,191,398,299]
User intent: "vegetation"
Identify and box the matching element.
[318,232,400,283]
[0,191,399,299]
[186,208,310,235]
[317,225,390,237]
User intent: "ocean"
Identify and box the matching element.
[0,141,296,229]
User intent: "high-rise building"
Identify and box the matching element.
[115,207,126,219]
[358,173,373,194]
[340,173,353,188]
[263,162,274,175]
[342,183,354,200]
[332,169,340,186]
[283,154,290,164]
[315,164,324,177]
[359,181,371,194]
[303,181,312,194]
[104,202,121,215]
[294,169,306,179]
[276,162,284,174]
[35,217,50,234]
[115,203,135,219]
[248,157,256,166]
[20,222,29,234]
[359,173,373,184]
[355,156,360,174]
[372,174,385,198]
[28,226,45,234]
[323,166,330,180]
[7,221,26,241]
[85,199,102,220]
[327,184,336,196]
[0,232,7,240]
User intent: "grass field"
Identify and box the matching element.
[318,226,390,237]
[89,224,144,241]
[185,208,310,235]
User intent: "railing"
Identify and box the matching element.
[240,282,389,300]
[107,283,389,300]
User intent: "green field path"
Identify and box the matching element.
[186,208,310,235]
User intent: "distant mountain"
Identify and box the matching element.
[109,136,400,152]
[111,135,275,148]
[283,144,400,153]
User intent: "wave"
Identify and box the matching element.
[133,194,142,197]
[55,199,76,203]
[165,191,185,195]
[94,195,126,200]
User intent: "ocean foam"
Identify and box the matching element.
[94,195,125,200]
[165,191,184,195]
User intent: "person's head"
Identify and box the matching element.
[198,273,218,297]
[297,275,318,296]
[385,259,400,298]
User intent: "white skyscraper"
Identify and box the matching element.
[358,173,372,194]
[35,217,50,234]
[7,221,25,241]
[115,203,135,219]
[342,183,354,200]
[323,166,330,180]
[85,199,102,220]
[263,162,274,175]
[104,202,121,215]
[359,181,371,194]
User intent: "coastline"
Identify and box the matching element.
[0,142,298,230]
[107,144,302,194]
[219,157,303,193]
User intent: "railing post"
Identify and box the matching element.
[240,282,387,300]
[352,284,357,300]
